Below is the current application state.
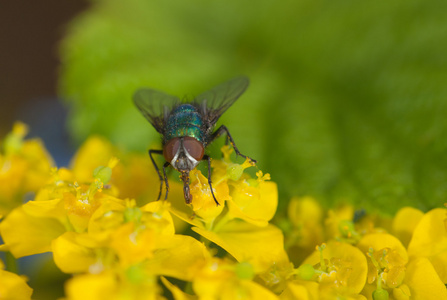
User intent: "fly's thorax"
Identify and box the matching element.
[164,104,205,143]
[163,136,204,171]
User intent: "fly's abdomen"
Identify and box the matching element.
[165,104,204,142]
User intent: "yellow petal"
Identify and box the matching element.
[324,205,355,240]
[280,280,319,300]
[161,277,197,300]
[52,232,98,273]
[393,283,411,300]
[0,155,28,214]
[167,202,206,230]
[227,181,278,227]
[357,233,408,263]
[232,280,279,300]
[22,198,65,219]
[403,257,447,300]
[407,208,447,283]
[112,154,159,202]
[65,272,116,300]
[193,220,289,272]
[193,268,279,300]
[302,240,368,295]
[71,136,114,183]
[110,222,156,266]
[0,207,65,257]
[0,268,33,300]
[391,207,424,247]
[288,196,323,228]
[21,139,54,191]
[141,200,175,236]
[87,198,127,236]
[66,271,163,300]
[145,235,209,281]
[286,197,325,264]
[189,170,226,222]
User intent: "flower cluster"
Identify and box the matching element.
[281,197,447,299]
[0,123,447,300]
[0,122,53,218]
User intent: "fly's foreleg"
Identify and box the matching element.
[149,149,168,200]
[203,155,220,206]
[210,125,257,163]
[162,161,170,200]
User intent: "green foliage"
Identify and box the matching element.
[59,0,447,214]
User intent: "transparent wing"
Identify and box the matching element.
[133,88,180,133]
[193,76,249,126]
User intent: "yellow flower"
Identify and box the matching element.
[391,207,424,247]
[227,170,278,227]
[298,241,368,298]
[193,220,289,274]
[407,208,447,283]
[0,140,122,257]
[0,180,123,257]
[324,205,356,240]
[160,277,196,300]
[280,280,320,300]
[53,199,209,284]
[0,205,66,256]
[189,168,226,222]
[402,257,447,300]
[358,231,447,299]
[65,271,165,300]
[5,126,447,299]
[52,200,173,273]
[0,122,54,216]
[109,201,176,267]
[112,154,161,204]
[191,257,279,300]
[357,233,408,286]
[285,196,324,265]
[0,259,33,300]
[165,146,287,280]
[51,231,100,274]
[70,136,115,183]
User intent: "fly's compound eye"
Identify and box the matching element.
[163,138,181,162]
[183,137,204,161]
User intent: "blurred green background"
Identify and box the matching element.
[57,0,447,214]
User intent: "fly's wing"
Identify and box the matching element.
[133,88,180,134]
[193,76,249,126]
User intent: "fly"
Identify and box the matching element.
[133,76,256,205]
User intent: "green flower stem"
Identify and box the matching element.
[5,251,18,274]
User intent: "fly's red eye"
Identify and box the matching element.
[163,138,181,162]
[183,137,204,161]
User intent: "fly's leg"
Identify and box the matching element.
[162,162,170,200]
[149,149,165,200]
[203,155,220,206]
[211,125,257,163]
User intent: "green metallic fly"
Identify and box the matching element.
[133,76,256,205]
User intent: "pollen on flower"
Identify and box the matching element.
[256,170,271,182]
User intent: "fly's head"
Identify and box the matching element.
[163,136,204,172]
[163,137,204,204]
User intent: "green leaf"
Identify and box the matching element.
[59,0,447,214]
